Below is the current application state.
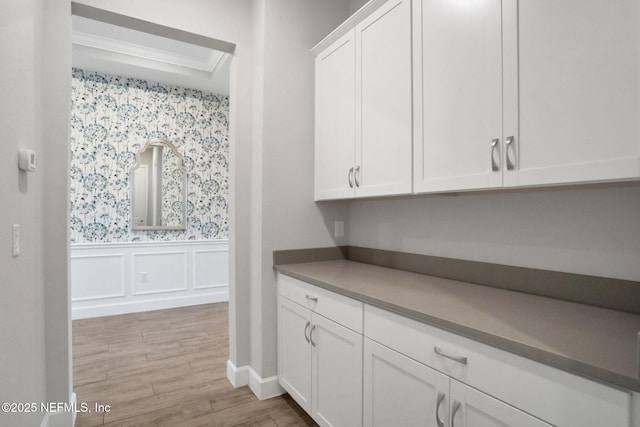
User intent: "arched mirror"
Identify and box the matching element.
[131,138,187,230]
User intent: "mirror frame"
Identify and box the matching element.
[130,137,187,231]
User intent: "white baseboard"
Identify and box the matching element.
[227,359,250,387]
[72,290,228,319]
[40,393,77,427]
[226,359,284,400]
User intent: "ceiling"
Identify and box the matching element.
[72,15,231,95]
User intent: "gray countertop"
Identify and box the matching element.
[275,260,640,392]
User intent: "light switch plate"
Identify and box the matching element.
[334,221,344,237]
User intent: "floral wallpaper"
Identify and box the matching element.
[70,68,229,243]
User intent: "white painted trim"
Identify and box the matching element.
[72,289,228,319]
[131,250,188,295]
[226,360,285,400]
[227,359,250,388]
[71,240,229,319]
[71,239,228,250]
[70,253,126,301]
[39,393,77,427]
[248,367,285,400]
[71,393,77,427]
[311,0,389,55]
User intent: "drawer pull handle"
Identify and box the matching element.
[505,135,516,171]
[354,165,361,187]
[310,325,317,347]
[490,138,499,172]
[348,167,354,188]
[434,346,468,365]
[304,321,311,343]
[452,400,461,427]
[305,295,318,303]
[435,391,445,427]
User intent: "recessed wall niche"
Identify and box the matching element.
[69,68,229,243]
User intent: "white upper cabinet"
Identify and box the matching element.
[315,32,357,200]
[415,0,640,194]
[413,0,504,193]
[503,0,640,187]
[314,0,413,200]
[355,0,413,197]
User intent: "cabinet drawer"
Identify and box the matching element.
[365,305,631,427]
[278,274,363,333]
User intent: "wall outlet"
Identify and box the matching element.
[140,272,149,283]
[334,221,344,238]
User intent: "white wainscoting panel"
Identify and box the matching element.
[71,240,228,319]
[71,254,125,301]
[133,251,188,295]
[193,249,229,289]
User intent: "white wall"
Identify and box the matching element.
[255,0,350,380]
[0,0,72,425]
[350,0,369,15]
[349,183,640,281]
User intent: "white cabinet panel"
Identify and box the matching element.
[415,0,640,194]
[277,278,363,427]
[314,0,412,200]
[503,0,640,187]
[312,313,363,427]
[278,274,363,333]
[277,296,312,412]
[365,304,632,427]
[363,338,449,427]
[315,32,357,200]
[414,0,503,193]
[357,0,413,197]
[450,380,551,427]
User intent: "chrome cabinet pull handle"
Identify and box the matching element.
[305,295,318,303]
[452,400,461,427]
[491,138,499,172]
[434,346,468,365]
[354,165,360,187]
[309,325,317,347]
[304,321,311,343]
[505,136,516,170]
[435,391,445,427]
[348,167,354,188]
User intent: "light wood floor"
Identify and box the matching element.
[72,303,316,427]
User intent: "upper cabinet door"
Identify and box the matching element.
[356,0,413,197]
[503,0,640,187]
[314,32,357,201]
[414,0,504,193]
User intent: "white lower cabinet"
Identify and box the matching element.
[363,338,449,427]
[312,313,363,427]
[277,296,312,411]
[449,379,550,427]
[365,305,632,427]
[278,275,635,427]
[363,338,551,427]
[277,276,363,427]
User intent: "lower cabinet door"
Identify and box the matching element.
[363,338,450,427]
[450,379,552,427]
[277,296,312,412]
[311,313,363,427]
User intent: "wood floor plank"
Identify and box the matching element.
[73,303,318,427]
